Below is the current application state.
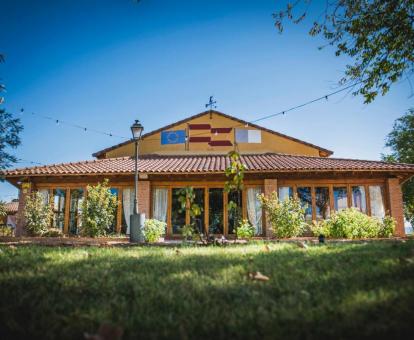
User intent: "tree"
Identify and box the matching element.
[383,108,414,225]
[274,0,414,103]
[0,201,6,219]
[0,54,23,173]
[24,192,54,236]
[80,179,118,237]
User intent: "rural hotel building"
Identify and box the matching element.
[3,110,414,237]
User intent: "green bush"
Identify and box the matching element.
[258,192,306,238]
[80,179,118,237]
[24,192,53,236]
[180,224,195,240]
[0,225,13,236]
[311,208,396,239]
[379,216,396,237]
[236,219,255,239]
[143,219,166,243]
[42,228,64,237]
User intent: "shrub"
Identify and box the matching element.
[42,228,64,237]
[379,216,396,238]
[236,219,255,239]
[80,179,118,237]
[258,192,306,238]
[181,224,195,240]
[24,192,53,236]
[143,219,166,243]
[0,225,13,236]
[311,208,396,239]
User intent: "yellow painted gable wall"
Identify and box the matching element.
[104,112,324,158]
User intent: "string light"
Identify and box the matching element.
[8,82,360,166]
[15,109,128,139]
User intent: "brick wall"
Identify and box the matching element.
[138,180,150,218]
[263,179,277,237]
[386,178,405,236]
[15,182,33,237]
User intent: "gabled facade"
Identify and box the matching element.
[3,110,414,238]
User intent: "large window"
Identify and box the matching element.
[246,187,263,235]
[352,186,367,213]
[333,187,348,211]
[69,189,84,235]
[278,186,293,201]
[171,188,186,234]
[297,187,312,221]
[209,188,223,234]
[152,188,168,223]
[38,189,50,205]
[53,189,66,230]
[315,187,330,220]
[369,185,385,218]
[228,190,242,234]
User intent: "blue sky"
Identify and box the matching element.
[0,0,412,200]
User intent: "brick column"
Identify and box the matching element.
[263,179,278,238]
[138,180,150,218]
[386,178,405,237]
[15,182,33,237]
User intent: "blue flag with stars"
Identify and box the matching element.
[161,130,186,145]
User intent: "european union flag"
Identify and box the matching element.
[161,130,186,145]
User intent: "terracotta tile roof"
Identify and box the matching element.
[2,153,414,177]
[92,110,334,157]
[4,201,18,214]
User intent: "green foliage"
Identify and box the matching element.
[224,150,246,193]
[311,208,396,239]
[24,192,53,236]
[383,109,414,226]
[42,228,64,238]
[0,109,23,173]
[274,0,414,103]
[258,192,306,238]
[225,151,246,236]
[177,187,203,238]
[380,216,396,238]
[236,219,255,239]
[143,219,166,243]
[0,201,6,218]
[80,179,118,237]
[177,187,202,219]
[180,224,195,240]
[0,225,13,236]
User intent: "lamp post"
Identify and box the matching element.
[130,119,144,242]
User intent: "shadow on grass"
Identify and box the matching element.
[0,242,413,339]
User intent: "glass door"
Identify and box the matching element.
[208,188,223,234]
[191,188,205,234]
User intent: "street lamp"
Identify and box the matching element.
[130,119,144,242]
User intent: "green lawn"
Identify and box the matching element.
[1,241,414,339]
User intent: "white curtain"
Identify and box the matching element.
[278,187,291,201]
[38,189,49,205]
[247,187,262,235]
[369,186,385,218]
[152,188,168,222]
[122,188,135,234]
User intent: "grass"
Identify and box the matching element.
[0,241,414,339]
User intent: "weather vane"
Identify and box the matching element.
[205,96,217,110]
